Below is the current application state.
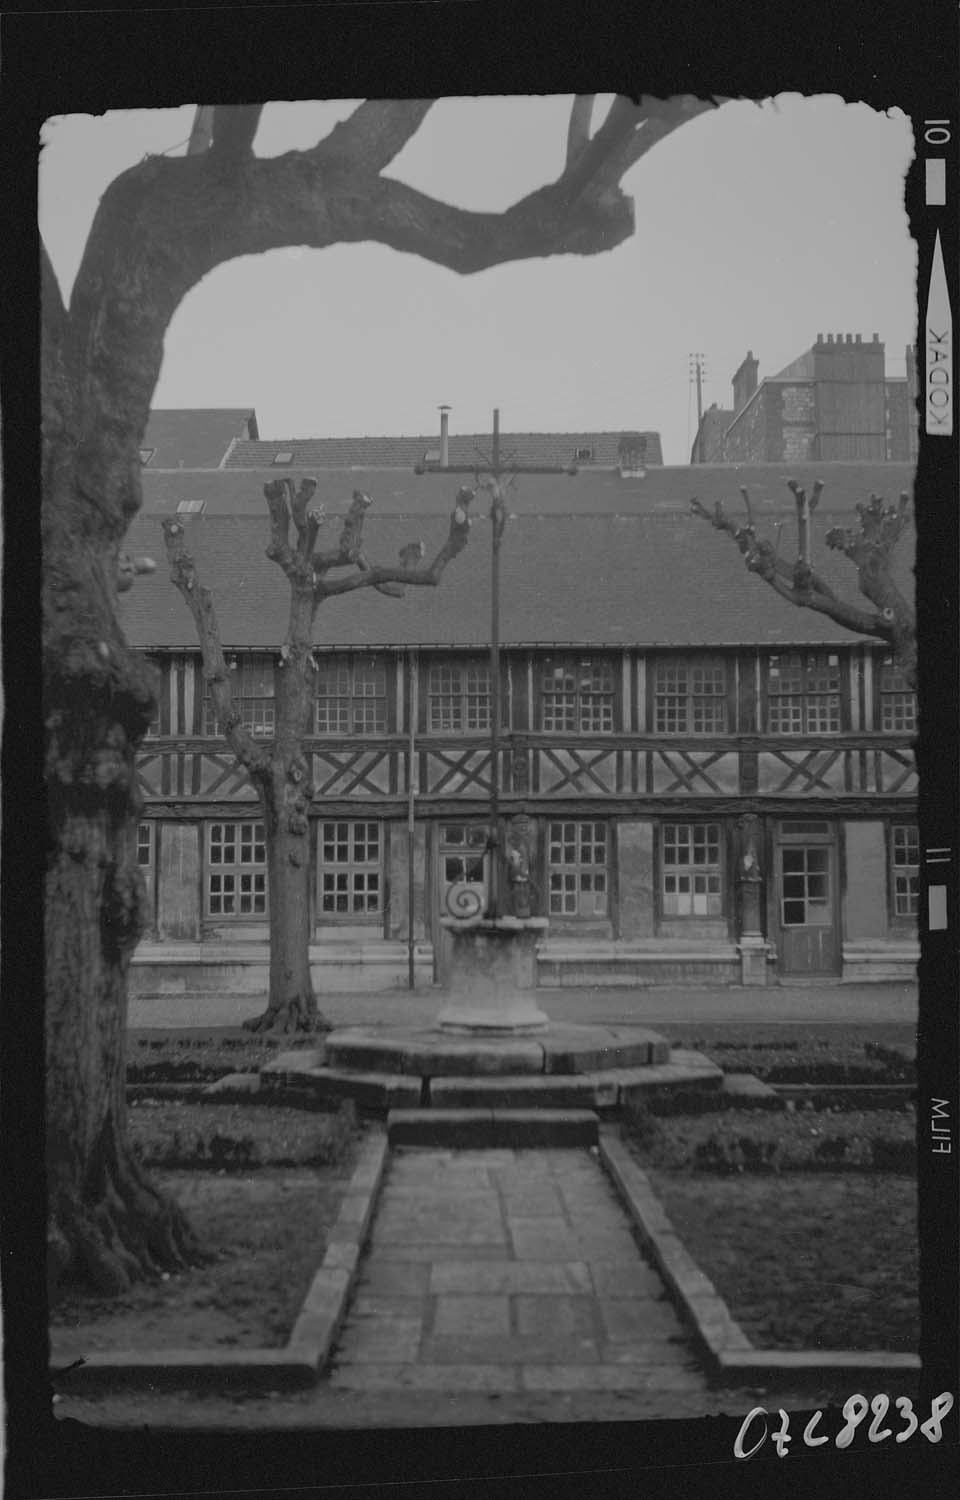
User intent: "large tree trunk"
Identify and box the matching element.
[44,476,206,1294]
[242,642,331,1034]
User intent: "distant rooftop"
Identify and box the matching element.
[220,430,664,471]
[141,409,258,470]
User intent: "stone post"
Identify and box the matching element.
[435,917,550,1034]
[736,813,769,986]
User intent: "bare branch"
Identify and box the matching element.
[263,479,299,580]
[320,100,435,172]
[692,482,915,670]
[566,95,595,167]
[316,488,474,600]
[161,520,269,775]
[558,94,719,208]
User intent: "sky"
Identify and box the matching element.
[39,96,917,465]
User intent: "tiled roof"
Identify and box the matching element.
[139,459,915,520]
[141,409,258,470]
[221,431,664,470]
[123,490,915,653]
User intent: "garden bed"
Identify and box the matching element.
[646,1167,918,1353]
[624,1103,915,1171]
[126,1033,316,1085]
[50,1106,362,1358]
[662,1026,917,1085]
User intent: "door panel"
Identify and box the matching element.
[778,840,839,974]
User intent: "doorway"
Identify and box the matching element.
[776,821,840,975]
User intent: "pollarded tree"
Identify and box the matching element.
[44,94,720,1292]
[690,481,916,689]
[162,482,474,1034]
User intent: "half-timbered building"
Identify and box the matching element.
[124,416,917,998]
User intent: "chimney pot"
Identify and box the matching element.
[846,333,853,343]
[872,333,879,342]
[438,404,450,468]
[816,333,823,343]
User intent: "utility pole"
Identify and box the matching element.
[689,353,705,462]
[415,410,575,918]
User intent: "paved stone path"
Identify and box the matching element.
[327,1146,710,1396]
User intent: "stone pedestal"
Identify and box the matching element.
[436,917,550,1034]
[737,934,770,986]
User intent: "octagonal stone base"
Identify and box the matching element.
[436,916,550,1035]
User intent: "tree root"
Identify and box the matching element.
[49,1143,212,1299]
[242,996,332,1035]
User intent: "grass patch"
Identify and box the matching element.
[50,1152,361,1356]
[646,1168,918,1352]
[128,1098,356,1169]
[624,1103,915,1172]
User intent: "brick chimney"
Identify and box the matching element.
[732,351,759,413]
[438,405,450,468]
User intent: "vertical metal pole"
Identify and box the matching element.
[407,651,417,988]
[486,409,502,919]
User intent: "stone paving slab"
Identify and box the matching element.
[328,1144,707,1395]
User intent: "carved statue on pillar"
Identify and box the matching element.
[506,814,534,919]
[737,814,763,938]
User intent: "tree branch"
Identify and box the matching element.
[315,488,473,600]
[691,483,916,676]
[210,105,263,162]
[565,95,595,167]
[161,519,270,776]
[320,100,436,172]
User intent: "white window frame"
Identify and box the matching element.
[890,823,919,920]
[206,820,268,918]
[661,822,723,918]
[878,657,917,733]
[202,654,275,738]
[315,657,387,735]
[547,820,608,917]
[540,657,615,734]
[427,659,491,733]
[767,652,842,734]
[653,656,727,734]
[319,820,383,919]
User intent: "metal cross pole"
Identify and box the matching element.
[415,408,576,918]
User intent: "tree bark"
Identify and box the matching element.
[44,461,206,1293]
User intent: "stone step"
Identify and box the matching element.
[322,1025,669,1079]
[257,1052,723,1113]
[387,1109,599,1148]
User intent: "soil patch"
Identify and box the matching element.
[50,1151,359,1359]
[647,1168,918,1352]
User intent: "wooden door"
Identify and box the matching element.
[777,827,840,975]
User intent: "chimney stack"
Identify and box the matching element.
[731,350,759,413]
[438,405,450,468]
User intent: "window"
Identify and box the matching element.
[137,822,154,867]
[891,824,919,918]
[176,499,204,515]
[427,661,491,732]
[316,657,387,734]
[879,657,917,733]
[202,655,275,737]
[767,652,842,734]
[654,658,727,733]
[548,821,608,917]
[207,821,267,916]
[320,821,382,916]
[574,445,595,462]
[440,823,488,885]
[273,451,294,465]
[540,658,614,733]
[662,823,722,916]
[780,846,831,926]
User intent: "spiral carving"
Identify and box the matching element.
[445,882,484,919]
